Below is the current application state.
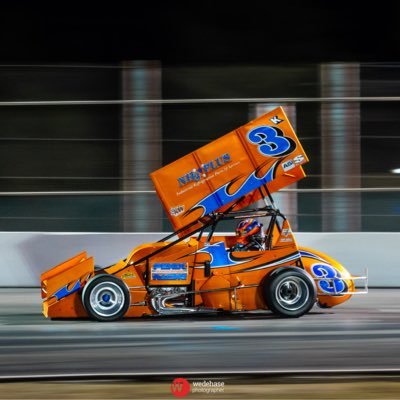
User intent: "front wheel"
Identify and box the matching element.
[82,275,130,322]
[263,269,316,318]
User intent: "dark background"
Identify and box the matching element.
[0,1,399,233]
[1,1,399,64]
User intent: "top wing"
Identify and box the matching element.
[150,106,308,233]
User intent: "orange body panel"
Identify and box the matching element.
[41,253,94,318]
[41,251,87,298]
[300,247,353,307]
[44,291,88,319]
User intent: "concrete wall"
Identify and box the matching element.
[0,232,398,287]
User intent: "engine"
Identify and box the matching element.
[149,286,191,314]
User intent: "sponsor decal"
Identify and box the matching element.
[270,115,284,124]
[293,154,305,164]
[279,227,293,242]
[170,205,185,217]
[121,272,136,280]
[178,153,231,187]
[282,154,306,172]
[282,159,295,172]
[151,263,188,281]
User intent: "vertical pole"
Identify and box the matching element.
[320,63,361,232]
[121,61,162,232]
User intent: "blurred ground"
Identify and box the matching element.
[0,289,400,376]
[1,378,400,399]
[1,289,400,398]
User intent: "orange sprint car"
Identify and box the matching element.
[41,107,367,321]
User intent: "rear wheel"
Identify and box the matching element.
[82,275,130,322]
[263,269,316,318]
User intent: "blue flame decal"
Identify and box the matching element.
[189,161,279,217]
[53,280,81,301]
[195,242,251,268]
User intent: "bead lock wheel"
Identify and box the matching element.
[89,281,125,318]
[263,269,316,318]
[82,275,130,321]
[275,277,309,311]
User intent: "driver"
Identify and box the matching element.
[231,218,265,252]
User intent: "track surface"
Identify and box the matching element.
[0,289,399,376]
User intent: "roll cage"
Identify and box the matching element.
[132,187,287,267]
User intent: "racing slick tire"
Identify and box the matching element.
[263,269,316,318]
[82,275,130,322]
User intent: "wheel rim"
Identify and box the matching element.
[89,281,126,317]
[275,277,309,311]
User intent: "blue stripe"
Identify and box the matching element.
[300,250,329,264]
[240,252,301,273]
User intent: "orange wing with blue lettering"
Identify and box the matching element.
[150,106,308,232]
